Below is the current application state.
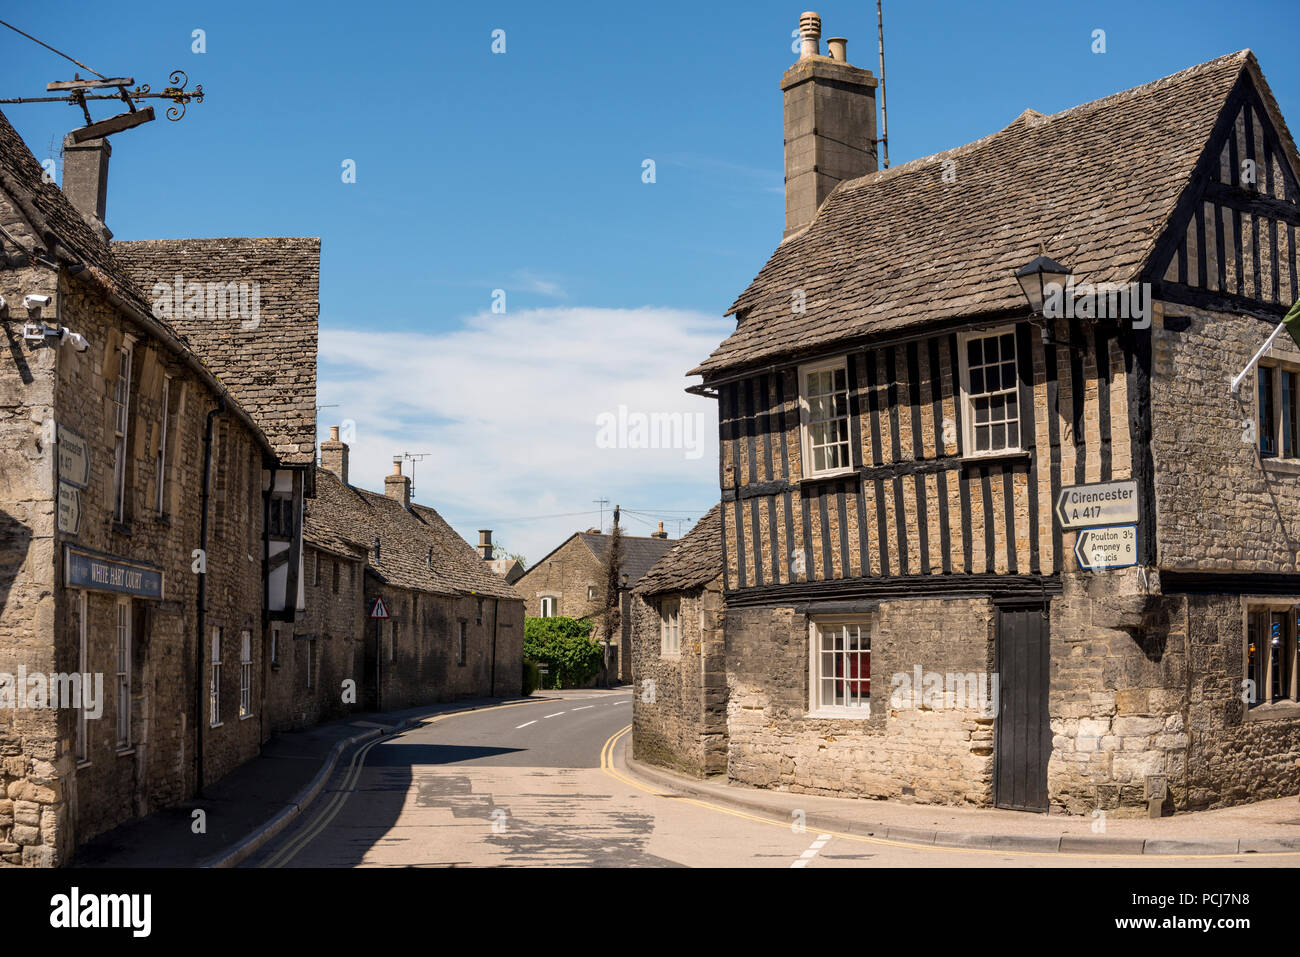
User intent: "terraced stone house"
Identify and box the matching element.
[671,19,1300,814]
[0,108,319,864]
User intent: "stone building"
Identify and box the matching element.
[630,506,726,777]
[309,427,526,710]
[515,526,674,682]
[0,108,318,864]
[668,17,1300,815]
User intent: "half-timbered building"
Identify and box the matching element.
[681,23,1300,813]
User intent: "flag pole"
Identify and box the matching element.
[1230,320,1287,395]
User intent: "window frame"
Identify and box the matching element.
[156,373,172,516]
[115,598,132,749]
[660,596,681,656]
[1244,599,1300,712]
[539,595,558,618]
[239,629,253,718]
[957,326,1024,459]
[797,357,855,480]
[457,619,467,666]
[1258,359,1300,462]
[112,335,136,523]
[807,615,873,718]
[75,590,89,764]
[209,626,222,727]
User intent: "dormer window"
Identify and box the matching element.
[798,358,853,478]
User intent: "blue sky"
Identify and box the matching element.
[6,0,1299,562]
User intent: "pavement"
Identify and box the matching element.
[73,687,1300,865]
[620,754,1300,856]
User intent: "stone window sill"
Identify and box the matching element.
[76,759,91,770]
[806,707,874,721]
[800,468,857,485]
[1262,458,1300,476]
[239,712,255,721]
[1246,700,1300,722]
[115,747,135,758]
[209,722,223,730]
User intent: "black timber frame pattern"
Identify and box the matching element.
[717,320,1125,601]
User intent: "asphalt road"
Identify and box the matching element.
[243,690,1288,868]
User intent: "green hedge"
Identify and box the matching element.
[523,617,602,689]
[521,659,541,697]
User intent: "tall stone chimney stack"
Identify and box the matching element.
[651,522,668,540]
[478,530,494,561]
[385,458,411,509]
[782,11,878,237]
[320,425,349,484]
[61,134,113,242]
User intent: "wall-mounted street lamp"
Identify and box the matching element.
[1015,254,1073,346]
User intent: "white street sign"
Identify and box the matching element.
[1075,525,1138,571]
[58,481,81,536]
[1056,480,1138,528]
[57,425,90,489]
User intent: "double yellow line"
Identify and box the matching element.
[599,725,1291,862]
[262,698,559,868]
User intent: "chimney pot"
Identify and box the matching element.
[651,521,669,540]
[392,459,403,476]
[329,425,340,441]
[826,37,847,61]
[799,11,822,59]
[478,529,494,562]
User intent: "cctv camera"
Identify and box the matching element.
[23,294,51,309]
[59,329,89,352]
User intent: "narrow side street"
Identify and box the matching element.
[244,691,1293,869]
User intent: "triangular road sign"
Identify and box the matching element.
[368,596,390,619]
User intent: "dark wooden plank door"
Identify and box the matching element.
[994,604,1051,812]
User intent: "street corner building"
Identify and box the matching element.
[630,505,726,777]
[0,106,323,864]
[306,431,525,716]
[646,15,1300,815]
[515,524,674,683]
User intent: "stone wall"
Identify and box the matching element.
[724,596,994,805]
[630,579,726,777]
[514,536,605,620]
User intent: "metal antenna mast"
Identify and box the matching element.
[593,497,609,530]
[396,453,432,501]
[876,0,890,169]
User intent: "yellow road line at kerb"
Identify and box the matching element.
[261,697,572,868]
[599,725,1299,862]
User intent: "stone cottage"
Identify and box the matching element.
[665,15,1300,814]
[630,505,726,777]
[0,107,318,864]
[309,427,526,710]
[515,524,674,682]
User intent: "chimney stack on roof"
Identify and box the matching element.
[385,457,411,509]
[320,424,349,484]
[782,11,878,237]
[652,521,669,540]
[61,134,112,242]
[478,529,494,561]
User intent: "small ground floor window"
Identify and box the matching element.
[1246,603,1299,707]
[809,618,872,716]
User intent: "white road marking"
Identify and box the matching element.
[544,712,566,718]
[572,706,594,711]
[791,834,832,868]
[515,720,537,728]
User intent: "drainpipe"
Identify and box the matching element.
[195,399,224,796]
[490,597,499,697]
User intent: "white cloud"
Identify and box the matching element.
[317,305,724,564]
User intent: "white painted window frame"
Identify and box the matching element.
[209,626,222,727]
[239,630,253,718]
[539,595,558,618]
[807,615,873,718]
[115,598,132,749]
[1257,359,1300,461]
[112,335,136,523]
[660,597,681,656]
[957,325,1023,458]
[797,357,855,479]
